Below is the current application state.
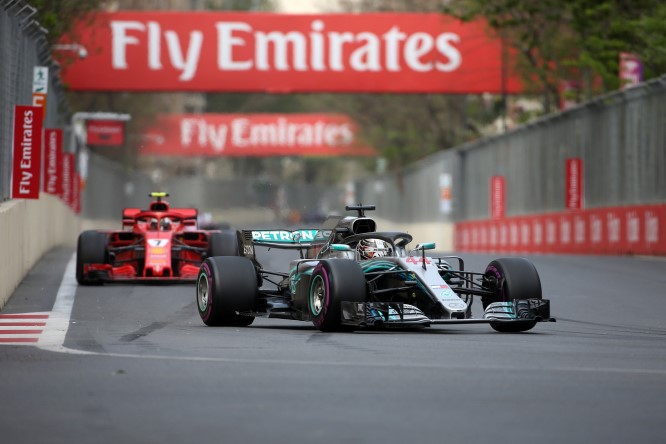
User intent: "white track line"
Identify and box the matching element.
[38,254,92,354]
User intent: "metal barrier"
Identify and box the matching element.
[357,74,666,223]
[1,0,70,202]
[82,152,345,227]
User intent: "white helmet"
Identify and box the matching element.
[356,239,392,260]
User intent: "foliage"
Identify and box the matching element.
[634,1,666,79]
[29,0,104,44]
[444,0,666,108]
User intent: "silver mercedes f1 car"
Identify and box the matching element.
[196,205,554,332]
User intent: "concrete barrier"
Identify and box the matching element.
[0,194,80,310]
[374,218,454,253]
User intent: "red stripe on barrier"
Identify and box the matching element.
[0,330,43,335]
[0,314,49,319]
[0,338,39,343]
[0,322,47,327]
[455,203,666,255]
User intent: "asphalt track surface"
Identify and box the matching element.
[1,246,666,444]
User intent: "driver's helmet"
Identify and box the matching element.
[356,239,392,260]
[161,217,172,231]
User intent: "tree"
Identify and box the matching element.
[30,0,105,44]
[444,0,666,106]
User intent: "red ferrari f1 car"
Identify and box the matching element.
[76,192,235,284]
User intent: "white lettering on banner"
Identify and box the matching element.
[490,226,497,246]
[165,29,203,81]
[256,31,307,71]
[62,156,71,203]
[546,220,556,244]
[533,221,542,246]
[112,20,203,81]
[627,212,639,243]
[607,213,620,243]
[591,215,602,243]
[111,21,144,69]
[560,219,571,244]
[88,124,122,135]
[113,19,463,80]
[216,22,253,70]
[520,223,529,246]
[180,118,228,152]
[351,32,380,71]
[18,110,34,195]
[510,223,518,246]
[19,171,32,195]
[405,33,432,72]
[178,117,356,152]
[575,217,585,244]
[310,20,325,71]
[436,33,462,71]
[232,118,353,149]
[148,22,162,69]
[645,211,658,243]
[47,131,58,193]
[500,225,508,246]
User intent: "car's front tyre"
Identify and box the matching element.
[483,257,543,333]
[76,231,108,285]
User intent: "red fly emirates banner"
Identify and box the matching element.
[140,114,376,157]
[61,12,521,94]
[11,106,44,199]
[61,152,74,207]
[43,128,63,196]
[86,120,125,146]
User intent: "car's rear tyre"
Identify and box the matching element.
[76,231,108,285]
[483,257,542,333]
[197,256,257,327]
[309,260,366,332]
[208,230,239,257]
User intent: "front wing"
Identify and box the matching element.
[84,263,200,283]
[340,299,554,329]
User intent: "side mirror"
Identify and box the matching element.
[330,244,352,251]
[414,242,436,251]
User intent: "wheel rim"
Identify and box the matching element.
[197,272,209,312]
[485,265,506,301]
[310,275,326,316]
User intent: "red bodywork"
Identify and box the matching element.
[83,199,218,283]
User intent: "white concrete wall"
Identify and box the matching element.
[374,218,454,253]
[0,194,80,310]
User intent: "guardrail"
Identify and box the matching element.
[0,1,79,309]
[356,75,666,254]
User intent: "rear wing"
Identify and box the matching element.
[247,229,321,247]
[240,229,329,260]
